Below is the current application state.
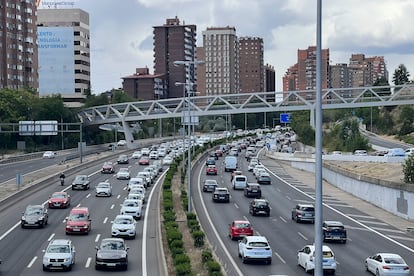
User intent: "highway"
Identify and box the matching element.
[0,151,166,275]
[192,148,414,275]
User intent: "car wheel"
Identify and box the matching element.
[365,261,369,271]
[95,264,100,270]
[42,265,48,271]
[267,258,272,265]
[375,269,380,276]
[342,239,347,244]
[241,254,247,264]
[230,234,234,240]
[305,262,310,273]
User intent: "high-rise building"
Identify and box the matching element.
[238,37,264,93]
[153,16,197,99]
[1,0,38,90]
[264,63,276,92]
[329,63,352,97]
[202,26,239,95]
[122,67,166,101]
[37,8,90,106]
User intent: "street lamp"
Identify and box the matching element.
[174,59,204,213]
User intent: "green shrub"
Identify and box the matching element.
[170,239,184,249]
[186,212,197,220]
[165,221,178,230]
[192,230,205,247]
[170,246,184,256]
[174,253,190,265]
[201,250,212,263]
[163,190,173,200]
[207,260,221,273]
[166,229,182,245]
[163,200,173,211]
[403,155,414,183]
[163,210,176,222]
[175,262,192,276]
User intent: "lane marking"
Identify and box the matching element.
[95,234,100,243]
[110,204,115,209]
[85,257,92,268]
[279,216,287,223]
[274,251,286,264]
[48,233,55,241]
[103,217,108,224]
[357,220,389,226]
[297,232,308,240]
[27,256,37,268]
[345,214,375,219]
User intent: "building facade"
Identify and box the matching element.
[0,0,38,90]
[153,16,198,99]
[202,26,239,96]
[37,8,90,106]
[238,36,264,93]
[122,67,166,101]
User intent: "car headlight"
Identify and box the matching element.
[21,216,26,221]
[64,258,71,262]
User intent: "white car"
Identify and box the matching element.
[248,160,259,171]
[42,239,75,271]
[120,199,142,220]
[42,151,56,159]
[238,236,272,264]
[126,193,144,204]
[365,253,410,276]
[149,150,159,159]
[95,182,112,197]
[117,139,127,146]
[253,164,266,176]
[137,171,152,185]
[141,147,150,156]
[297,244,337,274]
[111,215,137,239]
[131,151,142,159]
[128,177,146,190]
[162,156,174,165]
[116,168,130,180]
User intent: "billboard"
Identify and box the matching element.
[38,27,75,95]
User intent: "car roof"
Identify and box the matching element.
[70,207,89,213]
[323,220,344,226]
[254,198,268,203]
[244,236,268,242]
[215,187,228,191]
[115,214,134,220]
[376,253,404,258]
[49,239,72,245]
[101,237,125,243]
[305,244,333,252]
[247,183,260,186]
[232,220,250,224]
[298,203,314,207]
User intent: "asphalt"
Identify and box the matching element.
[260,152,414,233]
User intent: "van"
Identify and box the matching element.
[224,156,238,172]
[232,175,247,190]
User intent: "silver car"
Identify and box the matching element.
[95,182,113,197]
[111,215,137,239]
[42,239,76,271]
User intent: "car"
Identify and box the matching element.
[116,167,131,180]
[254,168,267,180]
[354,149,368,156]
[42,239,76,271]
[228,220,253,240]
[48,191,71,208]
[297,245,337,274]
[244,183,262,198]
[365,253,410,276]
[141,147,150,156]
[405,147,414,156]
[247,160,259,171]
[117,154,129,164]
[117,139,127,146]
[253,164,266,177]
[95,238,128,271]
[71,174,90,190]
[101,161,115,174]
[128,177,146,190]
[162,155,174,165]
[215,149,223,157]
[65,207,91,235]
[120,199,142,220]
[257,172,272,184]
[129,187,146,203]
[206,164,218,175]
[206,157,216,166]
[212,187,230,203]
[42,151,56,159]
[138,156,150,165]
[238,236,272,264]
[385,148,406,157]
[131,150,142,159]
[209,150,219,160]
[203,179,218,192]
[249,199,270,216]
[149,150,159,159]
[322,220,347,243]
[95,182,113,197]
[111,214,137,239]
[292,203,315,223]
[229,148,238,156]
[232,175,248,190]
[21,204,48,228]
[137,171,152,186]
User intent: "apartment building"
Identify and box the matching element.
[37,8,90,106]
[238,36,264,93]
[153,16,198,99]
[122,67,166,101]
[0,0,38,90]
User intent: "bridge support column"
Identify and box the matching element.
[121,121,138,149]
[310,108,315,129]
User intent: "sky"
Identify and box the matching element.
[40,0,414,94]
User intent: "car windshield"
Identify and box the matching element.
[256,201,268,207]
[52,193,65,198]
[235,223,250,228]
[69,213,87,221]
[384,257,405,264]
[124,201,138,207]
[75,176,86,181]
[300,206,314,211]
[114,217,133,224]
[26,207,42,215]
[98,183,109,188]
[100,240,125,250]
[323,251,334,258]
[248,242,268,247]
[47,245,70,253]
[119,168,128,172]
[216,189,227,194]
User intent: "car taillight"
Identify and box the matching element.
[382,265,390,270]
[404,266,410,270]
[246,247,252,250]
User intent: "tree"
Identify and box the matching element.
[373,76,391,96]
[392,64,410,85]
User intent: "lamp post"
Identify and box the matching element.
[174,59,204,213]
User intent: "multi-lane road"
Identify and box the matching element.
[192,148,414,275]
[0,151,166,275]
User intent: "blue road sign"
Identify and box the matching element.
[280,113,291,123]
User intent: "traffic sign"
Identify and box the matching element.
[280,113,291,123]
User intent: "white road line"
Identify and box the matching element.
[279,216,287,223]
[86,194,91,198]
[357,220,389,226]
[0,221,20,241]
[95,234,100,243]
[256,230,261,236]
[27,256,37,268]
[76,203,81,207]
[234,203,239,209]
[371,227,405,234]
[345,214,375,219]
[274,251,286,264]
[48,233,55,241]
[388,235,414,242]
[110,204,115,209]
[243,215,248,221]
[85,257,92,268]
[103,217,108,224]
[325,203,353,208]
[297,232,308,240]
[285,195,291,201]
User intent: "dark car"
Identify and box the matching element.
[249,199,270,216]
[244,183,262,198]
[101,162,115,174]
[291,203,315,223]
[322,221,347,243]
[212,187,230,203]
[117,154,129,164]
[71,175,90,190]
[203,179,218,192]
[209,151,219,160]
[95,238,129,271]
[21,205,48,228]
[206,157,216,166]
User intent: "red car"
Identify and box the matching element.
[101,162,115,174]
[48,191,71,209]
[228,220,253,240]
[65,207,91,234]
[206,165,217,175]
[138,156,150,165]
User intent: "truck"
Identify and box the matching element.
[224,156,237,172]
